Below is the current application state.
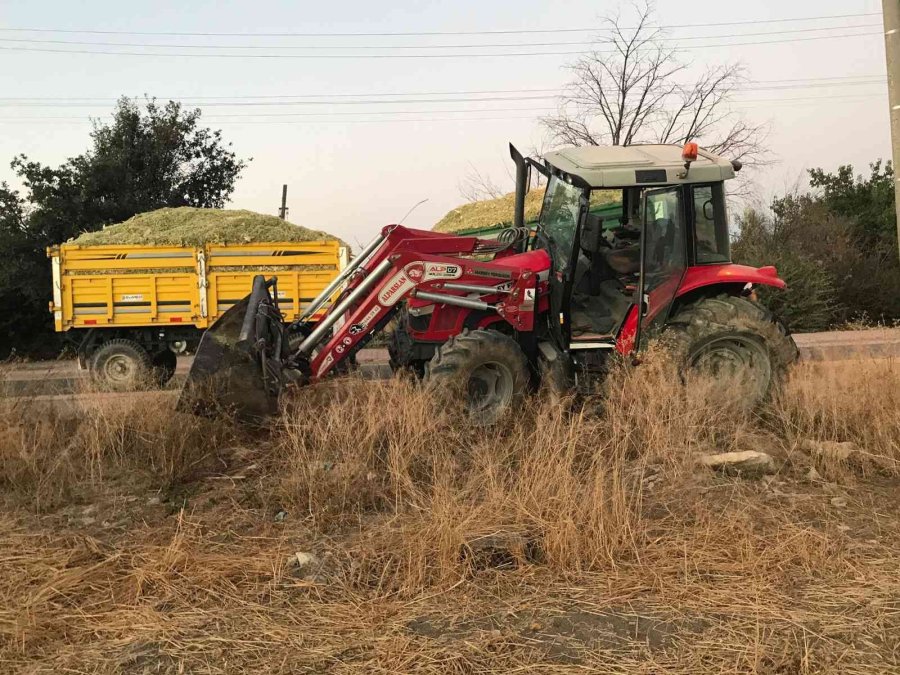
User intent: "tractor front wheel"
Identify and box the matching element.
[425,329,529,426]
[664,294,799,406]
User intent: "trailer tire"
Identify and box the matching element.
[664,294,799,407]
[425,329,529,426]
[90,339,153,391]
[152,349,178,386]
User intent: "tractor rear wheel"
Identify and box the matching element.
[89,339,153,391]
[664,294,798,405]
[425,329,529,426]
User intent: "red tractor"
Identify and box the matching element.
[182,142,797,423]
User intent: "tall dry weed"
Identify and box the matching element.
[274,351,760,592]
[0,391,237,511]
[771,358,900,476]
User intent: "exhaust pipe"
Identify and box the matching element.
[509,143,528,230]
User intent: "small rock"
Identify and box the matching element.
[806,466,823,482]
[81,516,96,526]
[146,496,162,506]
[698,451,777,477]
[830,496,848,508]
[292,551,317,569]
[462,532,540,570]
[274,509,288,523]
[800,439,860,462]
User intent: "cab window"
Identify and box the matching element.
[692,184,730,263]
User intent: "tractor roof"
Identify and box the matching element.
[542,144,736,188]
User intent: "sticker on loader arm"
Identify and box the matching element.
[423,262,463,281]
[378,271,415,306]
[404,261,463,282]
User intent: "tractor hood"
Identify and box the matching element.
[543,144,736,188]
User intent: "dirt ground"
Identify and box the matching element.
[2,355,899,673]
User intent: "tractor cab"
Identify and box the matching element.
[516,143,737,356]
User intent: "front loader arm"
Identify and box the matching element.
[179,222,546,419]
[309,249,543,379]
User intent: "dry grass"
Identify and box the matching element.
[1,355,899,673]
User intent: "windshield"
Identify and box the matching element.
[539,176,583,271]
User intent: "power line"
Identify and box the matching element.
[0,75,885,103]
[0,23,881,50]
[0,95,559,108]
[0,12,880,37]
[0,81,887,108]
[0,91,885,123]
[0,30,880,58]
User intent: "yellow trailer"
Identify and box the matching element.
[47,240,348,388]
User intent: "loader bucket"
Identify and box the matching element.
[177,276,287,423]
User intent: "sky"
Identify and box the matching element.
[0,0,889,249]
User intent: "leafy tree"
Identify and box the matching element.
[733,205,841,332]
[733,161,900,329]
[808,161,896,253]
[0,98,248,357]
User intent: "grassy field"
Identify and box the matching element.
[2,354,899,673]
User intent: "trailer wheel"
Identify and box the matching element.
[664,294,799,406]
[425,329,529,426]
[89,339,153,391]
[152,349,178,386]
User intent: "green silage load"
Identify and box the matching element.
[70,207,339,247]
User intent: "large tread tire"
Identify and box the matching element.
[425,329,529,426]
[89,339,153,391]
[663,294,799,405]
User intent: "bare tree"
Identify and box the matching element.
[457,162,506,202]
[541,1,768,167]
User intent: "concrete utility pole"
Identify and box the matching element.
[884,0,900,259]
[278,184,289,220]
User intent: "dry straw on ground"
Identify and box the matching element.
[2,353,900,672]
[70,207,340,247]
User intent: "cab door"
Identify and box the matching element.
[635,185,688,342]
[536,175,588,349]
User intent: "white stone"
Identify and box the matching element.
[698,450,777,477]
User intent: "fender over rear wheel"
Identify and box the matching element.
[425,329,529,426]
[664,294,799,406]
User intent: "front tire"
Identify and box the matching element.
[425,329,529,426]
[664,294,799,406]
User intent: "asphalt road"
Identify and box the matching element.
[3,329,899,399]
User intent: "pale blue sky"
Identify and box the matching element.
[0,0,888,246]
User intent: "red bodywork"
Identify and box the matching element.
[614,263,787,354]
[307,224,786,379]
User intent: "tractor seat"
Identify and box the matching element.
[601,245,641,275]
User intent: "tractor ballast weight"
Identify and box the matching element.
[180,142,797,422]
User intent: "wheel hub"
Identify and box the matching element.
[689,335,771,400]
[104,354,136,383]
[467,361,514,416]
